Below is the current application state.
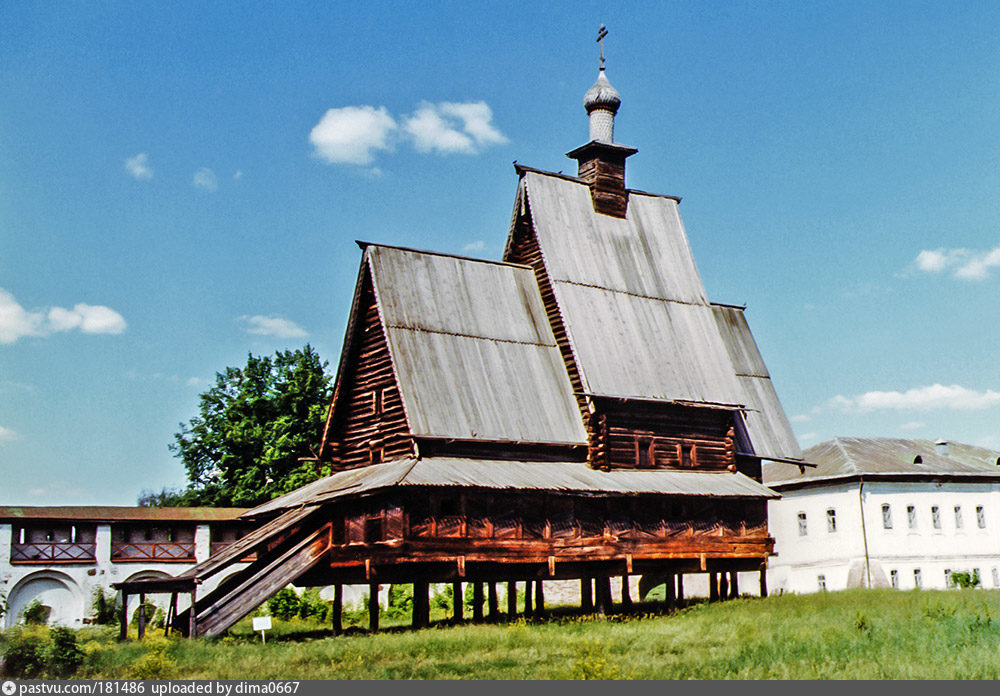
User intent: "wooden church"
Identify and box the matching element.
[118,59,802,638]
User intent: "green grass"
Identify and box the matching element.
[7,589,1000,679]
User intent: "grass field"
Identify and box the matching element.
[6,588,1000,679]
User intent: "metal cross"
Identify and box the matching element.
[597,24,608,69]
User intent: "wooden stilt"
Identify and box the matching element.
[332,584,343,635]
[620,574,632,608]
[719,572,729,600]
[709,572,719,602]
[581,577,593,612]
[165,592,176,637]
[664,573,675,609]
[412,581,430,629]
[119,592,128,641]
[137,593,146,640]
[676,574,685,603]
[759,568,768,598]
[188,586,197,638]
[368,582,380,632]
[507,581,517,619]
[524,581,533,617]
[729,572,739,599]
[472,582,484,623]
[534,580,545,618]
[452,581,463,623]
[488,583,499,622]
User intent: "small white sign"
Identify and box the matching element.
[253,616,272,631]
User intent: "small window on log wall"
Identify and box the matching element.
[372,388,384,417]
[369,440,383,465]
[636,438,653,467]
[364,516,384,543]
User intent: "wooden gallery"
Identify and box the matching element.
[118,65,803,638]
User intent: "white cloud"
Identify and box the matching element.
[233,170,243,180]
[898,421,926,431]
[193,167,218,192]
[912,246,1000,281]
[309,101,507,166]
[0,425,18,443]
[790,414,811,423]
[798,432,819,443]
[240,315,308,339]
[461,240,487,254]
[0,288,126,344]
[829,383,1000,412]
[310,105,397,165]
[405,101,507,155]
[125,152,153,180]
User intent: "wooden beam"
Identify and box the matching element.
[472,582,484,623]
[488,583,499,622]
[507,581,517,619]
[620,575,632,608]
[663,573,675,609]
[524,580,533,617]
[729,571,739,599]
[596,576,612,615]
[412,581,429,629]
[709,572,719,602]
[452,581,463,623]
[581,577,593,612]
[719,572,729,600]
[189,586,198,638]
[534,580,545,618]
[137,593,146,640]
[759,568,768,598]
[368,582,380,632]
[332,584,343,636]
[119,591,128,641]
[677,574,684,603]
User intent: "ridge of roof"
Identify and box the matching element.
[512,163,682,203]
[356,240,533,271]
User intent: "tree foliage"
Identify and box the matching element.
[167,345,334,507]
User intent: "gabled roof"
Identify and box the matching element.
[363,244,587,445]
[246,457,778,517]
[712,304,802,462]
[510,169,802,462]
[516,171,746,407]
[764,437,1000,488]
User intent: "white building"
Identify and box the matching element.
[764,438,1000,594]
[0,506,250,628]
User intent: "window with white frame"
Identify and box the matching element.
[945,569,952,587]
[882,504,893,530]
[907,505,917,530]
[931,506,941,530]
[890,569,898,589]
[955,505,963,529]
[817,575,827,591]
[914,568,922,589]
[992,568,999,588]
[797,512,808,536]
[977,506,986,529]
[826,508,836,533]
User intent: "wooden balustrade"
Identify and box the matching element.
[111,541,196,562]
[11,542,96,563]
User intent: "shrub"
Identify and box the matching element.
[91,588,119,626]
[2,629,47,678]
[126,638,175,680]
[20,599,51,626]
[296,588,329,622]
[951,570,981,589]
[432,584,454,614]
[385,585,413,619]
[130,601,160,628]
[46,627,84,678]
[267,588,300,621]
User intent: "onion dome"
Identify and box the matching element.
[583,69,621,115]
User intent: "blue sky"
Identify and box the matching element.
[4,1,1000,505]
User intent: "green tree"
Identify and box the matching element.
[167,345,334,507]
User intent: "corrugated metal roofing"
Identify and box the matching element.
[367,245,587,444]
[248,457,778,517]
[764,437,1000,487]
[521,172,747,407]
[0,506,248,522]
[712,305,802,461]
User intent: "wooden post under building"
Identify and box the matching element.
[332,584,343,635]
[368,582,379,632]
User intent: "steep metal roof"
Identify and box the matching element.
[520,171,746,407]
[0,506,248,522]
[248,457,778,517]
[366,244,587,445]
[764,437,1000,488]
[712,304,802,462]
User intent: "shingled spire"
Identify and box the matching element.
[566,26,637,217]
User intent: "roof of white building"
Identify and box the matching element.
[763,437,1000,489]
